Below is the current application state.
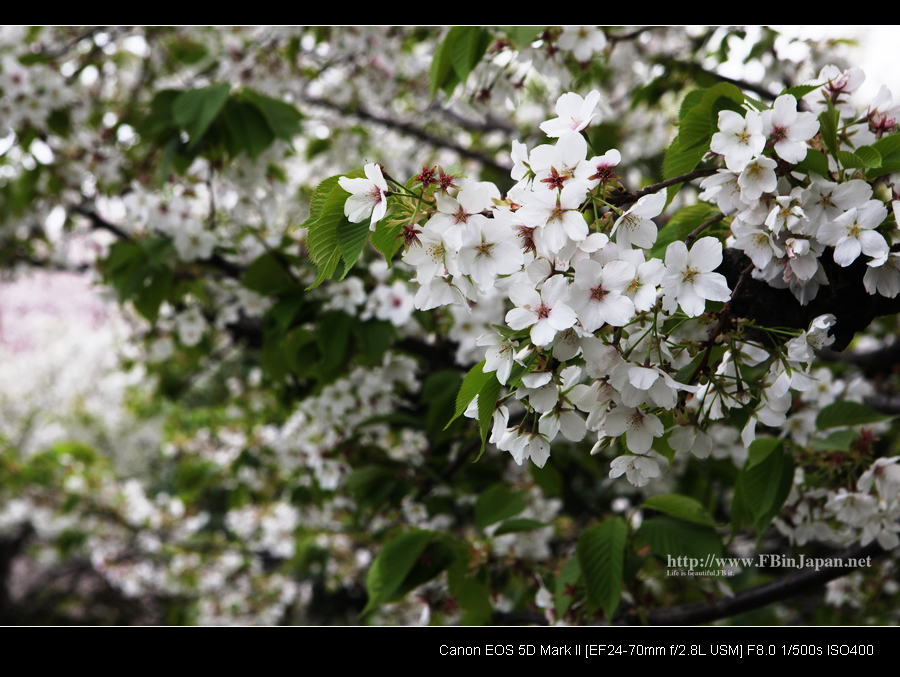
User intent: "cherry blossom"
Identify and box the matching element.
[539,90,602,137]
[761,94,819,164]
[817,200,889,267]
[661,237,731,317]
[608,453,660,487]
[339,163,389,228]
[710,109,765,172]
[568,259,635,332]
[611,190,666,250]
[505,276,577,347]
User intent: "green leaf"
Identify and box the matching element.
[448,26,491,85]
[795,149,830,177]
[735,438,794,534]
[835,149,865,169]
[854,145,882,169]
[818,104,840,157]
[240,89,303,141]
[299,175,342,231]
[867,160,900,181]
[578,518,626,620]
[428,32,459,100]
[363,530,433,616]
[641,515,724,563]
[673,345,727,384]
[241,252,296,295]
[815,400,894,430]
[283,326,317,378]
[872,132,900,159]
[642,493,717,527]
[555,556,581,619]
[474,373,503,461]
[421,370,463,438]
[745,436,783,468]
[678,88,708,122]
[742,95,769,112]
[474,484,527,530]
[389,540,456,601]
[730,476,752,537]
[448,559,492,625]
[132,267,173,323]
[663,141,707,206]
[679,83,745,150]
[370,220,404,264]
[782,83,823,99]
[307,249,342,290]
[347,465,399,512]
[446,360,492,430]
[352,320,394,366]
[316,311,352,377]
[172,83,231,148]
[305,183,352,290]
[221,99,275,160]
[492,518,547,536]
[336,216,371,277]
[500,26,545,49]
[809,428,857,452]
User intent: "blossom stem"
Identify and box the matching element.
[596,198,623,216]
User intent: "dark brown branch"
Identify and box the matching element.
[630,539,885,625]
[300,95,512,176]
[0,523,34,624]
[71,203,131,241]
[607,26,665,44]
[669,58,779,102]
[716,248,900,352]
[434,105,516,137]
[710,71,779,102]
[686,212,727,248]
[608,168,718,208]
[687,261,754,385]
[71,203,243,279]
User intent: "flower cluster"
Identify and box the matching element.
[703,67,900,305]
[377,90,745,483]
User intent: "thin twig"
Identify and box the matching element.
[685,212,727,248]
[608,168,719,208]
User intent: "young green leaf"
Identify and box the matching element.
[815,400,894,430]
[172,83,231,148]
[474,484,527,530]
[641,515,724,562]
[363,529,433,616]
[445,360,492,430]
[642,493,717,527]
[578,518,626,620]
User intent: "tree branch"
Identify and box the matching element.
[716,248,900,352]
[299,95,512,176]
[686,212,727,248]
[71,203,244,279]
[607,168,718,208]
[629,539,885,625]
